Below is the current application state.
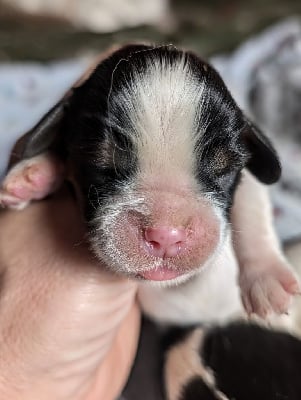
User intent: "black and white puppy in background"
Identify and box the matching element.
[163,320,301,400]
[0,44,299,399]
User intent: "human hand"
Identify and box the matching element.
[0,188,140,400]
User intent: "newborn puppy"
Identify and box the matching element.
[0,45,298,323]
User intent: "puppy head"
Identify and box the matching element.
[7,44,281,284]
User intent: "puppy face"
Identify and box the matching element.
[5,45,281,285]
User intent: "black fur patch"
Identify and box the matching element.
[201,322,301,400]
[188,53,250,214]
[161,324,199,353]
[181,376,221,400]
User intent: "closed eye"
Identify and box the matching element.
[211,147,233,175]
[93,162,135,182]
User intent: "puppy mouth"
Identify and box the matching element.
[137,262,188,281]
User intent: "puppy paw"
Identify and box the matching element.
[0,154,64,210]
[239,262,300,319]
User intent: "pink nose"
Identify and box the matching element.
[143,227,186,258]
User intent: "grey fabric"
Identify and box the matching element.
[122,318,164,400]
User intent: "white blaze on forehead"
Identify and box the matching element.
[108,53,206,180]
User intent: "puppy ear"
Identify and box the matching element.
[9,94,71,167]
[9,46,121,168]
[243,120,281,184]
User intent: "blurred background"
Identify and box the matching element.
[0,0,301,61]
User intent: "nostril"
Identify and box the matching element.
[143,227,187,257]
[148,240,161,250]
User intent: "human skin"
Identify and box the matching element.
[0,187,140,400]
